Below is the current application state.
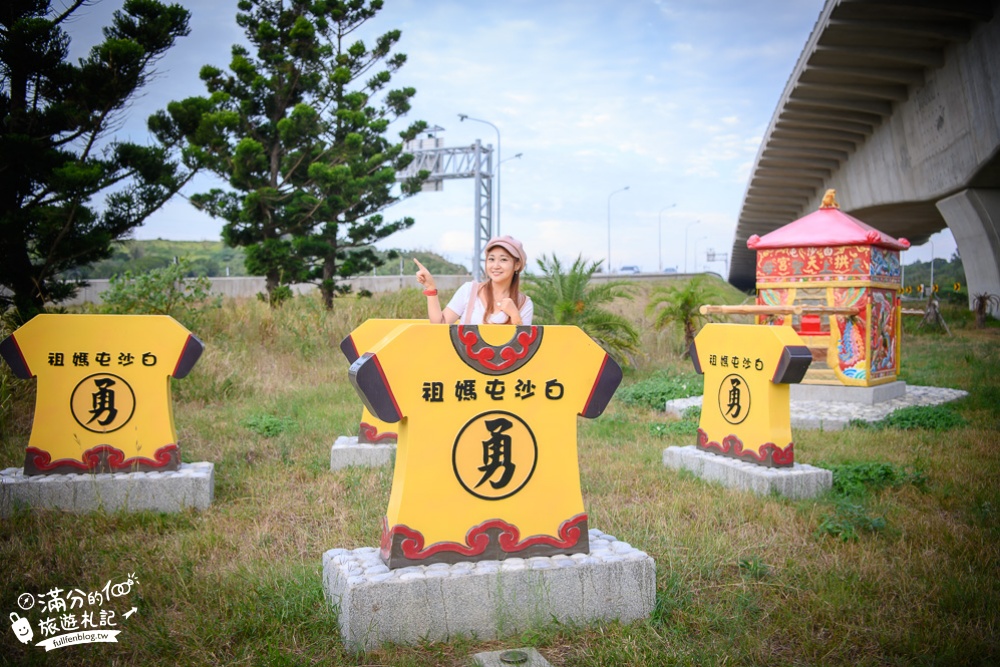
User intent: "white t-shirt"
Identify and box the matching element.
[445,281,534,325]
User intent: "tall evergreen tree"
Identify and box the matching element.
[0,0,193,319]
[153,0,427,307]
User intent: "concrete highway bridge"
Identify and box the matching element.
[730,0,999,311]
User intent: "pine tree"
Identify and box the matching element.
[0,0,193,319]
[152,0,427,307]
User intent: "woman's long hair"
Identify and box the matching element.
[478,265,524,324]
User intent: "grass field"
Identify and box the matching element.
[1,280,998,666]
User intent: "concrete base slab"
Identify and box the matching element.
[666,384,968,431]
[330,436,395,470]
[663,445,832,499]
[322,528,655,651]
[473,647,553,667]
[0,462,214,517]
[791,381,906,404]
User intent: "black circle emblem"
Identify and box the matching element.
[452,410,537,501]
[70,373,136,433]
[717,373,750,425]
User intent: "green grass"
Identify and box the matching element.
[1,289,998,666]
[615,370,704,410]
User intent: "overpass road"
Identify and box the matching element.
[731,0,999,312]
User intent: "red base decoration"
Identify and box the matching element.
[380,513,589,569]
[23,443,180,476]
[357,422,397,444]
[696,429,794,468]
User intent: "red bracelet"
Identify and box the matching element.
[423,289,438,296]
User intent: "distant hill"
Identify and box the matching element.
[370,248,470,277]
[63,240,468,279]
[62,240,246,279]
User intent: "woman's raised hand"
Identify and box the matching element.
[413,258,436,291]
[497,297,517,317]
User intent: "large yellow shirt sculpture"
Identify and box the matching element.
[691,323,811,468]
[349,323,622,568]
[0,315,203,475]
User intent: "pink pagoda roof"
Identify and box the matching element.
[747,203,910,251]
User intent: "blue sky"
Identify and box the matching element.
[64,0,953,272]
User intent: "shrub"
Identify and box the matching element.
[816,500,887,541]
[823,461,927,498]
[617,371,703,410]
[242,414,296,438]
[849,404,967,431]
[814,460,927,541]
[101,259,221,323]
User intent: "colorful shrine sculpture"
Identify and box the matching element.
[0,315,203,475]
[339,319,425,444]
[748,190,909,386]
[348,322,622,568]
[691,323,812,467]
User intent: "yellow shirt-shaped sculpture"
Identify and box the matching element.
[691,323,811,468]
[0,314,203,475]
[349,323,622,568]
[339,319,425,443]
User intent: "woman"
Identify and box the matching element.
[414,235,533,325]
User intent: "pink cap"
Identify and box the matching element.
[485,235,526,266]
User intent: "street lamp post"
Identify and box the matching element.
[929,238,935,295]
[459,114,502,236]
[658,204,676,272]
[684,220,700,273]
[607,186,630,274]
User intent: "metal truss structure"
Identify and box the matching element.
[398,139,494,281]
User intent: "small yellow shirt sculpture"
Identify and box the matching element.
[0,314,203,475]
[691,323,811,468]
[349,323,622,568]
[339,319,425,443]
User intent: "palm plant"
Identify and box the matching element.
[972,292,1000,328]
[522,255,640,366]
[645,274,730,355]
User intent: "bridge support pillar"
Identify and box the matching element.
[937,188,1000,316]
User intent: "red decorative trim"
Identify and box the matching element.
[696,428,794,467]
[380,513,588,563]
[23,443,179,476]
[451,325,543,375]
[358,422,397,444]
[497,514,587,552]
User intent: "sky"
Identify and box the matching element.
[63,0,954,273]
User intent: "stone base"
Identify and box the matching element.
[322,528,655,651]
[330,436,395,470]
[0,462,214,517]
[791,380,906,404]
[663,446,831,499]
[666,384,968,431]
[474,648,553,666]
